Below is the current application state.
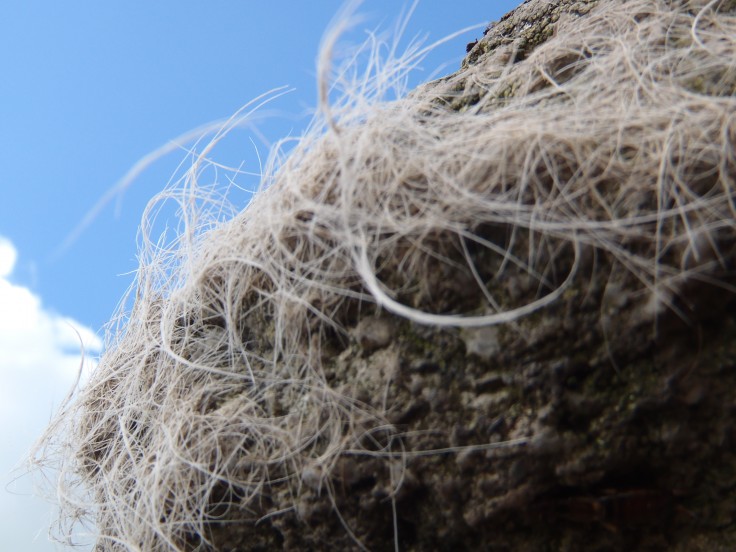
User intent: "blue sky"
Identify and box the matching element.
[0,1,520,549]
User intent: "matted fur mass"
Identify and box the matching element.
[35,0,736,550]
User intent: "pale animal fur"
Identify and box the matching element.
[33,0,736,550]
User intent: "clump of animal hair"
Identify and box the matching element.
[34,0,736,550]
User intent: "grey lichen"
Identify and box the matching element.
[464,0,599,67]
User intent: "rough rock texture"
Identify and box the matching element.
[465,0,601,67]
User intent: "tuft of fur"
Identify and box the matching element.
[34,0,736,550]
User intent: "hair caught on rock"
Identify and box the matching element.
[33,0,736,549]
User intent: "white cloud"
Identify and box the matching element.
[0,240,103,412]
[0,236,103,551]
[0,237,17,278]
